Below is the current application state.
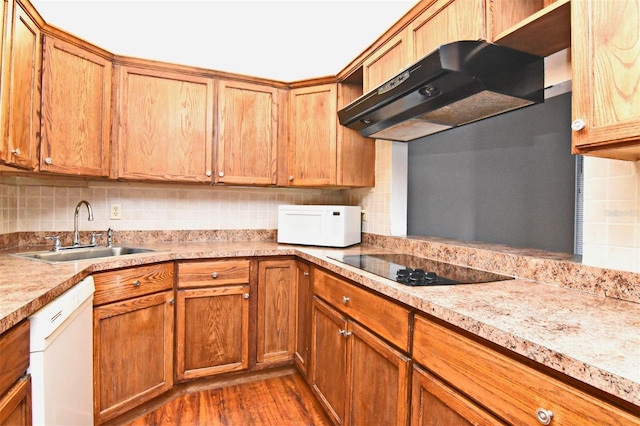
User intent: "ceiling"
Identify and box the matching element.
[31,0,418,81]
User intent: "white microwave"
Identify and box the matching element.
[277,205,362,247]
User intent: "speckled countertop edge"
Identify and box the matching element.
[1,240,638,408]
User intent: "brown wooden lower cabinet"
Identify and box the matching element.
[257,259,297,365]
[311,297,410,425]
[175,259,251,381]
[413,314,640,426]
[294,260,312,377]
[0,376,31,426]
[93,263,175,425]
[411,366,505,426]
[93,290,175,424]
[0,320,31,426]
[175,285,250,380]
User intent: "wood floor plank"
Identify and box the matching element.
[123,373,331,426]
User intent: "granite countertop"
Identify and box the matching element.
[1,240,639,409]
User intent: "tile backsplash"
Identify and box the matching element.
[0,178,346,236]
[4,152,640,275]
[582,156,640,273]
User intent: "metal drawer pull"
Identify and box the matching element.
[211,272,219,278]
[536,408,553,425]
[133,280,141,287]
[342,296,350,304]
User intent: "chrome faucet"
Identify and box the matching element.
[73,200,94,246]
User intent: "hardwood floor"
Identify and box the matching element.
[118,371,331,426]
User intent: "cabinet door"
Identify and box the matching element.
[257,259,297,364]
[0,1,40,170]
[93,290,174,424]
[287,84,337,186]
[411,366,505,426]
[363,31,409,92]
[114,65,214,181]
[336,83,375,188]
[175,285,250,381]
[40,35,112,176]
[311,297,348,425]
[348,321,410,426]
[0,376,31,426]
[294,260,311,376]
[571,0,640,159]
[407,0,485,62]
[217,80,278,185]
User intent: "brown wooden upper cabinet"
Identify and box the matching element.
[363,31,410,93]
[571,0,640,161]
[216,80,279,185]
[0,0,40,171]
[407,0,485,61]
[286,83,374,188]
[113,65,214,182]
[40,36,112,176]
[487,0,571,57]
[287,84,337,187]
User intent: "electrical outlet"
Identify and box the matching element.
[110,204,122,220]
[361,209,367,222]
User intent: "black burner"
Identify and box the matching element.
[395,268,458,286]
[328,253,513,287]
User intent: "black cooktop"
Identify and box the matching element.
[329,253,513,287]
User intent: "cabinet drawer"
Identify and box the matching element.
[0,320,29,397]
[413,315,640,426]
[93,262,174,306]
[177,259,250,288]
[314,268,410,351]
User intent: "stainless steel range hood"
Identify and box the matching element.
[338,40,544,142]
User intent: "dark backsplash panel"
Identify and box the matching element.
[408,91,575,254]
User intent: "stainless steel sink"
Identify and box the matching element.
[12,246,155,264]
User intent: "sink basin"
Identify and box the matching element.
[12,246,156,264]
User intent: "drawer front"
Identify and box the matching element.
[93,262,174,305]
[413,315,640,426]
[314,268,410,351]
[177,259,250,288]
[0,320,29,397]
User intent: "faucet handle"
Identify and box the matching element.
[107,228,114,247]
[90,233,104,246]
[44,235,61,251]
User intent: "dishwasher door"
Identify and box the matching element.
[29,276,95,426]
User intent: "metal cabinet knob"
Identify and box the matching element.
[243,293,249,299]
[218,171,224,177]
[338,329,352,337]
[288,176,294,181]
[571,119,586,131]
[303,271,310,276]
[133,280,141,287]
[206,170,212,177]
[10,148,20,155]
[211,272,219,278]
[536,408,553,425]
[44,157,52,164]
[342,296,350,304]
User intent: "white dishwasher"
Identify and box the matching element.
[29,275,95,426]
